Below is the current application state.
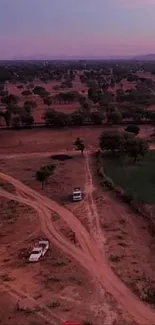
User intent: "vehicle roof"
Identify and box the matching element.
[32,247,42,251]
[39,240,49,243]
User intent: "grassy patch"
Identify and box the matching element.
[102,150,155,204]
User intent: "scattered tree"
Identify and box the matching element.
[36,170,46,190]
[33,86,48,97]
[21,113,34,128]
[90,111,104,125]
[70,111,85,126]
[99,130,148,163]
[21,90,32,97]
[145,111,155,122]
[11,115,21,129]
[43,109,70,128]
[107,111,122,125]
[36,164,55,189]
[82,101,90,110]
[125,124,140,136]
[99,131,123,154]
[124,137,148,163]
[24,100,37,113]
[43,97,53,107]
[39,90,50,99]
[0,110,12,127]
[1,94,19,106]
[74,137,85,156]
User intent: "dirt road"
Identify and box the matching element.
[1,156,155,324]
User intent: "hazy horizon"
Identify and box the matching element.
[0,0,155,60]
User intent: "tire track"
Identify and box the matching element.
[1,172,155,324]
[0,281,65,324]
[84,153,105,248]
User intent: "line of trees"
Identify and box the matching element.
[42,108,105,128]
[1,107,155,129]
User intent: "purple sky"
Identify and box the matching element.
[0,0,155,59]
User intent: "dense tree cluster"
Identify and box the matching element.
[42,108,104,127]
[99,130,148,163]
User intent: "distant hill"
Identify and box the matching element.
[10,54,133,61]
[133,54,155,61]
[2,53,155,61]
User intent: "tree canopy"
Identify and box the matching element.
[36,164,56,189]
[125,125,140,136]
[99,130,148,163]
[74,137,85,156]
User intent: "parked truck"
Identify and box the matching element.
[29,239,49,262]
[72,187,82,201]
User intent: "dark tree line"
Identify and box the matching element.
[99,129,148,163]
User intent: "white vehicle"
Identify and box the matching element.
[29,240,49,262]
[72,187,82,201]
[29,247,43,262]
[38,240,49,256]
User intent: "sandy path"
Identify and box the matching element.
[84,153,105,249]
[1,167,155,324]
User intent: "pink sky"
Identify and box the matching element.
[0,0,155,59]
[120,0,155,8]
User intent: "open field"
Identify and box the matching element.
[0,152,117,325]
[90,154,155,305]
[102,151,155,204]
[0,125,154,155]
[1,145,155,324]
[2,62,155,324]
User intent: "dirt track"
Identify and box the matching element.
[0,153,155,324]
